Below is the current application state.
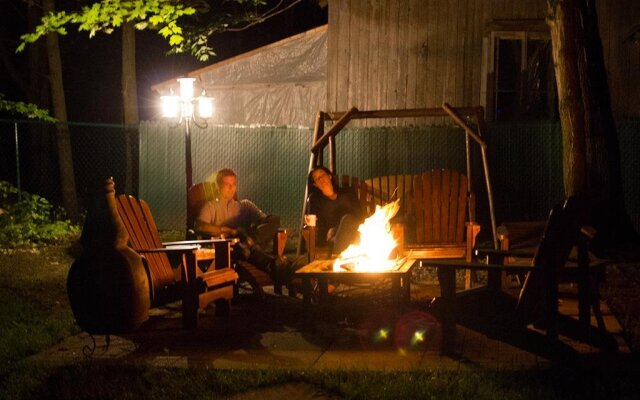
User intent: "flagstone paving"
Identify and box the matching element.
[32,281,630,373]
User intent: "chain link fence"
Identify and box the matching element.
[0,119,132,213]
[2,118,638,234]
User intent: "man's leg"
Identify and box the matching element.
[246,247,277,277]
[249,246,298,283]
[253,215,280,249]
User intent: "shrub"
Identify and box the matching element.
[0,181,80,248]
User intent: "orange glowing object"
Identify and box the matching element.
[332,199,401,272]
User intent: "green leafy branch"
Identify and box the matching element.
[0,93,56,122]
[17,0,196,53]
[16,0,303,62]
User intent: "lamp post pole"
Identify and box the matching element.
[161,77,213,236]
[184,117,193,195]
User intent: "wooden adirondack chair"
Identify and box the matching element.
[187,181,289,296]
[116,194,238,328]
[405,170,479,257]
[422,196,611,354]
[406,169,481,288]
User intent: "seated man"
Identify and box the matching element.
[195,168,290,281]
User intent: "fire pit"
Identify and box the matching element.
[295,258,417,304]
[296,199,420,304]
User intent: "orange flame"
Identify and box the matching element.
[333,199,401,272]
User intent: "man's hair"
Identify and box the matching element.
[215,168,236,189]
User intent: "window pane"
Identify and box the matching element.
[492,35,558,121]
[524,40,556,119]
[496,39,521,91]
[496,91,518,121]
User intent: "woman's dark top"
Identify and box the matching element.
[308,187,364,246]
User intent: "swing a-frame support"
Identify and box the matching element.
[298,103,498,256]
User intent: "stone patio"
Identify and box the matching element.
[32,279,631,372]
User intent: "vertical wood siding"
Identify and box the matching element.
[327,0,639,122]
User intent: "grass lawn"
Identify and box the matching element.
[0,245,80,377]
[0,238,639,399]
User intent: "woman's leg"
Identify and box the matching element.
[332,214,361,254]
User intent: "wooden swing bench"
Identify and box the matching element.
[302,169,481,288]
[298,104,497,300]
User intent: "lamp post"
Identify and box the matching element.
[161,77,214,234]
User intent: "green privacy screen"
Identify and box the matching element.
[139,120,639,234]
[139,122,474,232]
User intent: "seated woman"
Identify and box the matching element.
[307,166,365,257]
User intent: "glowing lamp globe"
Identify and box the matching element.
[160,96,180,118]
[198,95,214,118]
[178,77,196,100]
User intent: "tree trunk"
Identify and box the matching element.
[2,1,56,202]
[547,0,588,197]
[27,0,57,201]
[547,0,637,255]
[122,22,139,196]
[43,0,79,223]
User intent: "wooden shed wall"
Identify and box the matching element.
[327,0,639,122]
[598,1,640,118]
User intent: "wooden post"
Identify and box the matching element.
[329,135,336,173]
[297,111,325,257]
[181,250,199,329]
[311,106,358,152]
[437,266,457,355]
[577,232,591,328]
[442,103,498,249]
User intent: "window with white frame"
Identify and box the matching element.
[484,29,558,122]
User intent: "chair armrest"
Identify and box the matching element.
[419,258,536,273]
[161,239,235,265]
[137,246,200,254]
[137,240,232,271]
[496,221,546,250]
[136,247,202,287]
[274,229,288,257]
[474,248,536,259]
[162,238,236,246]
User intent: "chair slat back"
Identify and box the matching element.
[413,169,469,244]
[363,174,413,217]
[187,182,219,231]
[116,194,175,296]
[338,170,470,244]
[532,196,583,270]
[188,182,217,215]
[517,196,585,315]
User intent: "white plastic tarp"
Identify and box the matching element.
[172,26,327,127]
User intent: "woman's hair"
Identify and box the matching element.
[308,165,337,192]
